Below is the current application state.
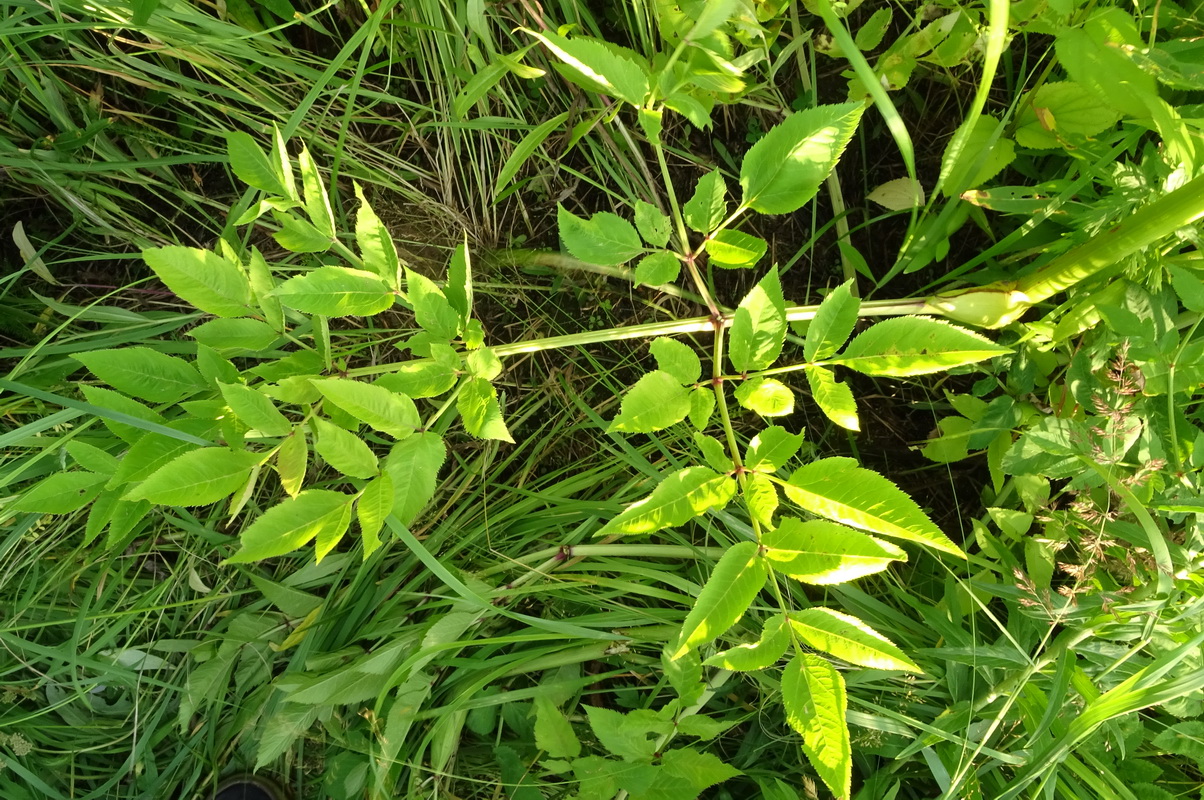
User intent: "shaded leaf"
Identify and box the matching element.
[558,206,644,266]
[683,169,727,233]
[313,418,378,478]
[651,337,701,384]
[383,431,446,525]
[74,348,206,404]
[526,30,649,105]
[220,383,292,436]
[228,489,352,562]
[356,473,393,557]
[703,613,789,671]
[142,246,251,317]
[634,251,681,286]
[634,200,671,247]
[125,448,262,507]
[12,472,106,514]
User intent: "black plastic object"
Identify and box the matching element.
[213,774,287,800]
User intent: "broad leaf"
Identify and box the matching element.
[526,30,649,105]
[311,378,419,440]
[273,266,394,317]
[314,497,353,562]
[384,431,446,525]
[465,347,502,380]
[740,103,864,215]
[313,417,378,478]
[298,143,334,237]
[608,370,691,433]
[558,206,643,266]
[190,318,280,352]
[784,457,963,556]
[783,654,851,800]
[744,472,779,528]
[80,386,166,444]
[707,229,767,269]
[597,466,736,537]
[703,613,789,670]
[142,246,251,317]
[271,211,331,253]
[763,518,905,584]
[672,540,767,659]
[634,200,671,247]
[694,433,731,473]
[407,268,461,340]
[804,280,859,361]
[683,169,727,233]
[733,377,794,416]
[445,241,473,323]
[219,383,292,436]
[12,472,106,514]
[356,473,393,556]
[226,130,291,197]
[651,337,701,384]
[634,251,681,286]
[805,366,859,431]
[228,489,352,562]
[584,706,669,763]
[276,432,307,497]
[829,317,1009,376]
[729,267,786,372]
[744,426,805,472]
[534,697,582,759]
[688,386,715,430]
[647,748,741,797]
[354,184,400,288]
[74,347,206,404]
[125,448,262,507]
[789,607,920,672]
[375,358,458,399]
[458,377,513,442]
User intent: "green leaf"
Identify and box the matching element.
[558,206,644,266]
[247,248,284,330]
[466,348,502,381]
[733,377,794,416]
[445,241,473,323]
[313,418,378,478]
[764,518,905,585]
[189,318,280,353]
[608,370,691,433]
[855,7,892,49]
[706,229,767,269]
[356,473,393,556]
[124,448,262,507]
[744,425,805,472]
[494,111,571,195]
[672,540,767,659]
[271,210,331,253]
[66,441,118,475]
[1056,27,1156,118]
[74,347,206,404]
[458,376,513,442]
[634,200,671,247]
[526,30,649,105]
[783,654,851,800]
[634,251,681,286]
[694,433,731,473]
[275,432,307,497]
[142,246,252,317]
[354,184,400,288]
[789,607,921,672]
[729,267,786,372]
[12,472,106,514]
[647,748,741,797]
[688,386,715,430]
[744,472,779,528]
[740,103,864,215]
[1014,82,1121,149]
[584,706,671,762]
[375,359,459,399]
[274,266,395,317]
[311,378,420,439]
[314,497,353,562]
[804,280,859,361]
[383,431,446,525]
[830,317,1009,376]
[683,169,727,233]
[219,383,292,436]
[226,130,291,197]
[80,386,166,444]
[805,366,859,431]
[703,613,789,671]
[651,337,701,384]
[227,489,352,562]
[1151,721,1204,764]
[785,457,963,556]
[534,697,582,759]
[298,143,334,237]
[407,268,462,340]
[938,114,1016,197]
[597,466,736,537]
[109,434,196,487]
[1169,265,1204,313]
[675,715,736,741]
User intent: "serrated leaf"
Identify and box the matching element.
[526,30,649,105]
[298,143,334,238]
[688,386,715,430]
[458,377,513,442]
[729,267,786,372]
[220,383,292,436]
[634,251,681,286]
[354,184,400,288]
[783,653,851,800]
[313,496,353,562]
[683,169,727,233]
[672,540,766,659]
[634,200,671,247]
[740,103,864,215]
[311,378,419,439]
[375,358,459,399]
[466,347,502,380]
[190,318,280,352]
[831,317,1010,376]
[227,489,352,562]
[703,613,789,671]
[584,706,668,763]
[74,347,206,404]
[744,472,779,528]
[313,417,378,478]
[558,206,644,266]
[694,433,730,473]
[745,426,805,471]
[805,365,859,431]
[407,268,461,340]
[789,607,921,672]
[66,442,118,475]
[1170,265,1204,313]
[608,370,691,433]
[273,266,394,317]
[80,386,166,444]
[867,177,926,210]
[12,472,106,514]
[805,281,859,361]
[764,518,905,584]
[124,448,262,507]
[649,748,741,796]
[734,377,794,416]
[275,432,307,497]
[675,715,736,741]
[707,229,767,269]
[650,337,701,384]
[534,696,581,759]
[142,246,252,317]
[356,473,392,556]
[784,457,963,556]
[598,466,736,537]
[445,241,473,323]
[226,130,291,197]
[271,211,331,253]
[383,432,446,525]
[939,114,1016,197]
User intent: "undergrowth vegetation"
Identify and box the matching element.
[3,1,1204,799]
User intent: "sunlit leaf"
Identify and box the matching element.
[783,653,851,800]
[788,607,921,671]
[764,518,905,584]
[672,540,767,658]
[598,466,736,537]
